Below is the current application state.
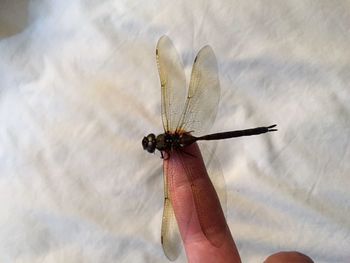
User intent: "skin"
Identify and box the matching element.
[164,143,314,263]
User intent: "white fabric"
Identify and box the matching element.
[1,1,349,262]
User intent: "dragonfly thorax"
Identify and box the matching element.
[155,133,179,151]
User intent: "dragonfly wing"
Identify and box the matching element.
[176,45,220,135]
[156,35,187,133]
[161,163,182,261]
[175,146,227,248]
[200,144,227,217]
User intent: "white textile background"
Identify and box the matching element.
[0,1,349,262]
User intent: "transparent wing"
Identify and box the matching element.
[161,163,182,261]
[176,45,220,136]
[176,146,227,248]
[156,35,187,133]
[200,144,227,216]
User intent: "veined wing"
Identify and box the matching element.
[161,161,182,261]
[200,144,227,217]
[175,145,227,249]
[176,45,220,136]
[161,145,227,261]
[156,35,186,133]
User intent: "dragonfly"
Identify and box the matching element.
[142,35,277,261]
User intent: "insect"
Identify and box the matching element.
[142,36,277,260]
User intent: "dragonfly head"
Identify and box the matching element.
[142,133,156,153]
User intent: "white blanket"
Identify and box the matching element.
[1,1,349,262]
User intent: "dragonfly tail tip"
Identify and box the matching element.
[267,124,277,132]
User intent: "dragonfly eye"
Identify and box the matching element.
[142,134,156,153]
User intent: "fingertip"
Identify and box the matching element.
[264,251,314,263]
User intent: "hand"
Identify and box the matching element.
[166,143,313,263]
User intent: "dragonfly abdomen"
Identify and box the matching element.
[196,125,277,141]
